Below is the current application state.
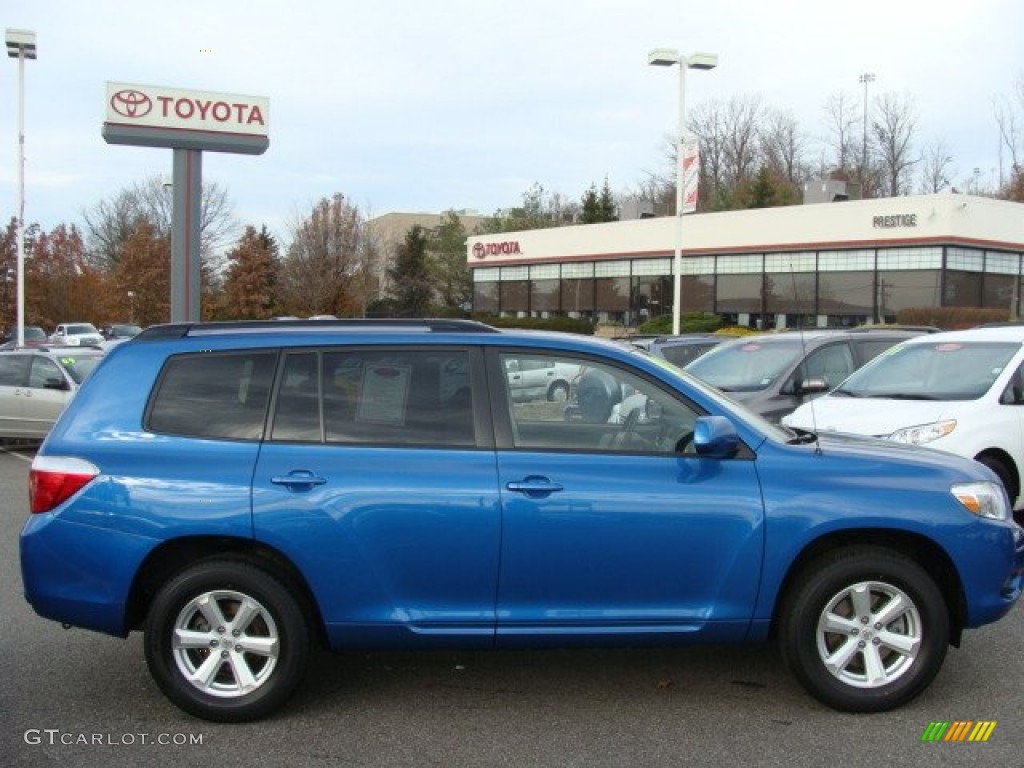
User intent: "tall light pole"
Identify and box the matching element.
[859,72,875,185]
[6,28,36,348]
[648,48,718,335]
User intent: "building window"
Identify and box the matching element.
[473,281,499,313]
[500,280,530,313]
[679,274,715,313]
[561,279,594,312]
[716,274,764,314]
[531,279,560,312]
[818,272,875,316]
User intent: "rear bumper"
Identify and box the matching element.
[20,514,157,637]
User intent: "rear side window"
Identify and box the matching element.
[147,351,277,440]
[0,354,29,386]
[269,348,477,447]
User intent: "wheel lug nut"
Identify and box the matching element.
[851,628,859,635]
[221,650,229,658]
[872,638,881,645]
[858,641,866,649]
[860,617,869,624]
[209,640,218,647]
[874,623,882,630]
[232,629,241,637]
[217,626,226,634]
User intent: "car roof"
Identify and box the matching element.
[899,325,1024,344]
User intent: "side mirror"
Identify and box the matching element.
[44,377,70,391]
[692,415,741,459]
[795,376,829,395]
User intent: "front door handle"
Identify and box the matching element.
[271,470,327,490]
[506,475,564,498]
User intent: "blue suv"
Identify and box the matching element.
[19,319,1024,721]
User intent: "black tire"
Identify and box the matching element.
[778,546,949,713]
[144,558,311,722]
[976,453,1017,507]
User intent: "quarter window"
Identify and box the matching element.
[147,352,277,440]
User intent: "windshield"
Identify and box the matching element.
[834,340,1020,401]
[68,323,99,335]
[57,354,102,384]
[685,338,803,392]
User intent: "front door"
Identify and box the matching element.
[489,350,765,645]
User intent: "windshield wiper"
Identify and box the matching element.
[829,388,860,397]
[864,393,940,400]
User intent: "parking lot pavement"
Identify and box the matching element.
[2,443,1022,768]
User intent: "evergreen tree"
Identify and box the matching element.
[388,225,434,317]
[221,225,281,319]
[429,211,472,312]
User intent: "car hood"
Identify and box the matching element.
[784,396,966,437]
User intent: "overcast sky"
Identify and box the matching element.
[2,0,1022,244]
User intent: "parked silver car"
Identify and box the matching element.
[0,346,104,439]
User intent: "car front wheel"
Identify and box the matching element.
[778,546,949,712]
[144,558,311,722]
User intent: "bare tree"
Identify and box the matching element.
[759,107,810,185]
[280,193,373,317]
[872,92,920,197]
[82,175,235,271]
[994,74,1024,180]
[918,140,955,193]
[821,91,860,175]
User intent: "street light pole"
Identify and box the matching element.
[648,48,717,335]
[6,29,36,348]
[859,72,875,185]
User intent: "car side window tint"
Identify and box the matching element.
[274,348,477,448]
[28,357,63,389]
[800,343,855,387]
[271,352,322,442]
[501,353,699,454]
[0,354,29,386]
[147,351,277,440]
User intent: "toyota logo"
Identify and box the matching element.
[472,243,486,259]
[110,89,153,119]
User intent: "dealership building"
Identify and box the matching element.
[466,192,1024,329]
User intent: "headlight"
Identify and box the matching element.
[889,420,956,445]
[951,481,1009,521]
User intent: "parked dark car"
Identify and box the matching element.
[631,333,726,368]
[0,325,48,349]
[100,323,142,340]
[20,319,1024,722]
[684,328,928,422]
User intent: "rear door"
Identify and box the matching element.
[251,345,502,647]
[489,349,765,645]
[0,353,31,437]
[19,355,73,436]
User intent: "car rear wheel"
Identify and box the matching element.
[144,558,311,722]
[778,546,948,712]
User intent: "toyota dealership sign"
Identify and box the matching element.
[103,81,269,154]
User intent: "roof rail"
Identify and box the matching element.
[134,318,499,340]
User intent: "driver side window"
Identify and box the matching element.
[500,352,699,454]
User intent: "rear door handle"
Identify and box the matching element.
[271,470,327,489]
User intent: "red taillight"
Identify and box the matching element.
[29,456,100,514]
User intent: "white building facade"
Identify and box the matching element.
[466,193,1024,328]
